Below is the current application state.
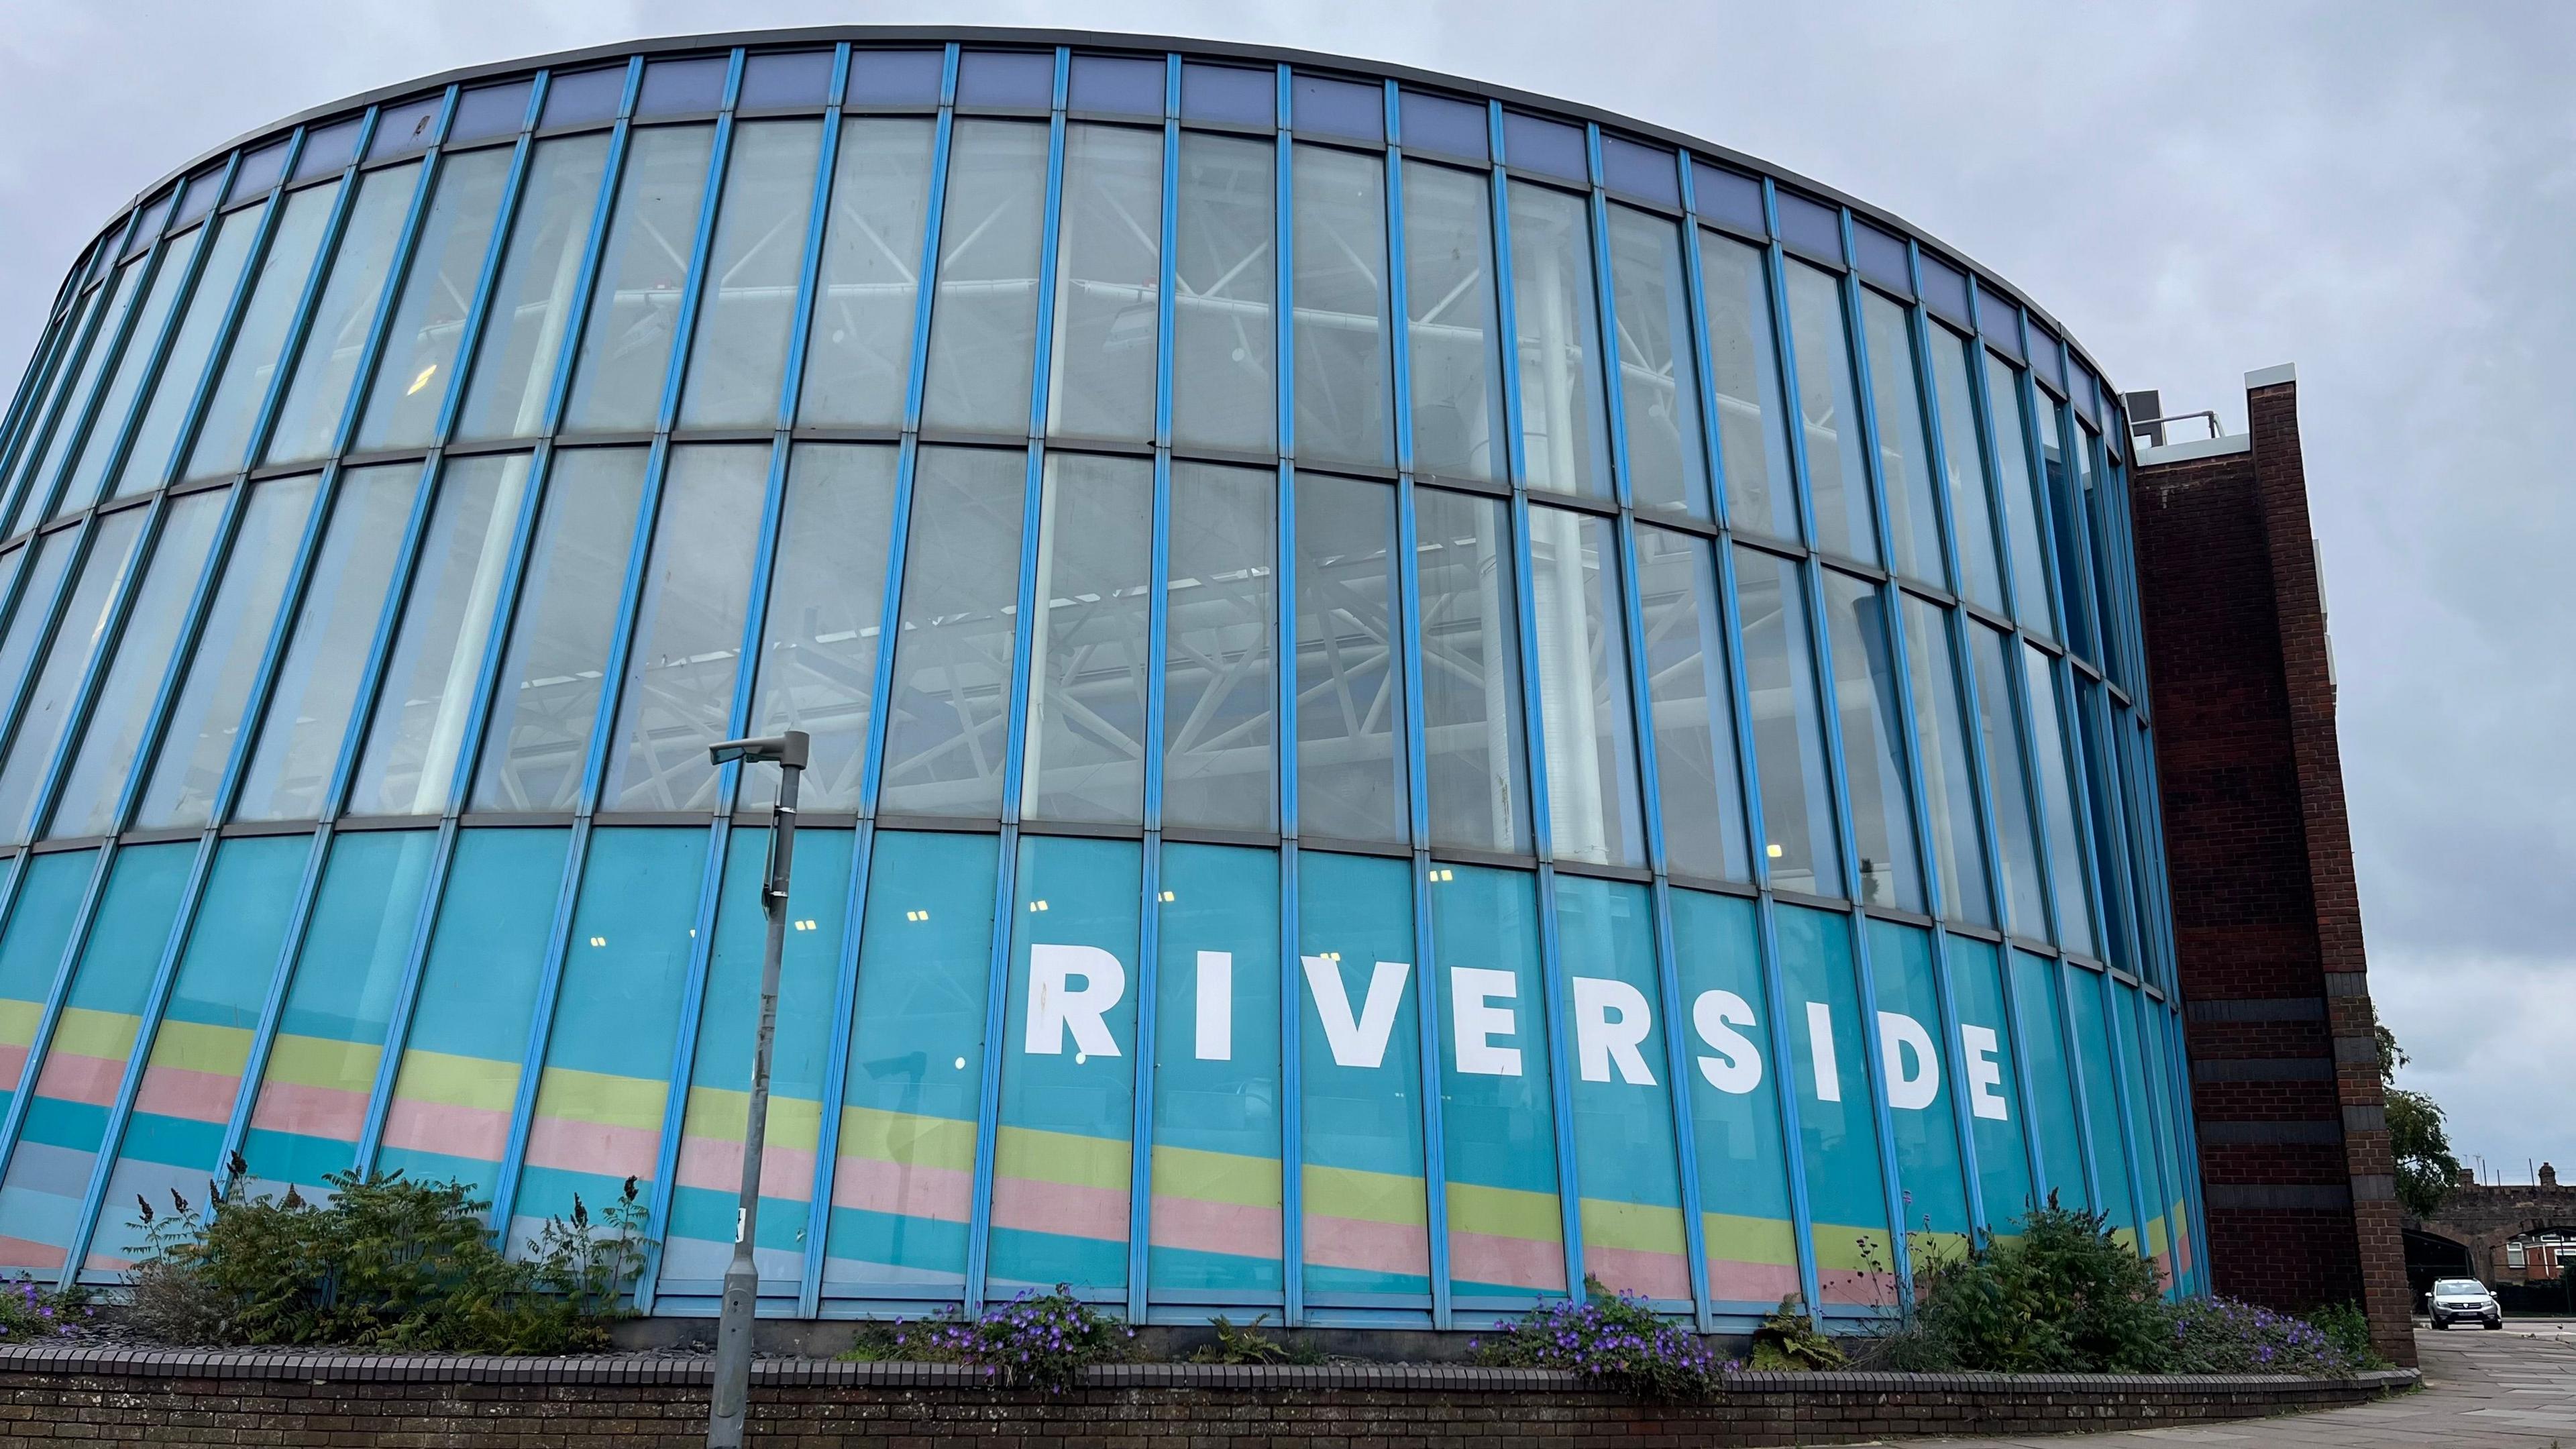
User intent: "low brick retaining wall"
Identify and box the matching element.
[0,1346,2416,1446]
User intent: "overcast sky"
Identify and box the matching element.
[4,1,2569,1183]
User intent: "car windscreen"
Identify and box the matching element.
[2433,1280,2485,1294]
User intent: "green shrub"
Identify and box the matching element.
[123,1165,650,1352]
[2168,1297,2371,1377]
[2303,1301,2383,1367]
[0,1277,86,1341]
[1911,1198,2171,1373]
[842,1286,1132,1392]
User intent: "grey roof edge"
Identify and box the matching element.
[52,23,2122,401]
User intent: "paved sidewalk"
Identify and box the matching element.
[1888,1322,2576,1446]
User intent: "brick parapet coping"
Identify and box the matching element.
[0,1345,2419,1446]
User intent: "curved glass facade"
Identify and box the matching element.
[0,32,2200,1329]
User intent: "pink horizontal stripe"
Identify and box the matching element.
[0,1235,64,1271]
[0,1042,27,1085]
[1301,1212,1428,1278]
[1817,1268,1895,1307]
[1584,1243,1690,1301]
[989,1177,1128,1244]
[380,1097,511,1164]
[674,1136,816,1200]
[2151,1250,2174,1291]
[85,1251,132,1273]
[829,1158,973,1223]
[133,1065,241,1124]
[32,1051,125,1109]
[1148,1195,1281,1260]
[1450,1229,1567,1293]
[522,1116,661,1179]
[1707,1258,1803,1304]
[248,1081,368,1142]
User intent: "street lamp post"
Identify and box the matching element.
[703,729,808,1449]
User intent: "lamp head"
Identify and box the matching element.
[708,731,810,769]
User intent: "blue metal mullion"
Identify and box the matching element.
[2097,969,2157,1264]
[1270,80,1303,1327]
[1129,446,1173,1321]
[1835,209,1983,1252]
[227,107,388,484]
[963,824,1019,1315]
[1273,66,1293,464]
[56,830,224,1285]
[425,76,550,446]
[532,57,645,441]
[647,50,746,436]
[1582,127,1635,513]
[898,46,961,441]
[0,289,108,531]
[138,129,313,499]
[1383,82,1414,479]
[1960,280,2029,639]
[1152,58,1180,456]
[635,812,732,1315]
[1759,182,1821,553]
[1389,476,1448,1326]
[1673,158,1732,527]
[0,321,74,510]
[771,46,851,436]
[1485,103,1529,493]
[27,227,174,524]
[0,845,123,1195]
[483,815,594,1240]
[68,152,248,516]
[2012,369,2070,647]
[1021,48,1071,448]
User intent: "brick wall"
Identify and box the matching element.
[2133,373,2416,1365]
[0,1347,2416,1447]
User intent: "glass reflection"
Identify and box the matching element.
[62,227,203,511]
[1733,546,1839,897]
[1171,133,1275,454]
[353,148,513,453]
[1507,181,1610,500]
[676,120,825,429]
[1605,204,1709,518]
[1781,260,1874,564]
[1819,570,1919,910]
[561,125,718,433]
[1020,451,1152,824]
[1163,461,1275,832]
[1526,506,1643,867]
[1400,161,1504,485]
[1291,144,1393,469]
[741,443,899,812]
[1633,525,1750,882]
[1897,598,1990,926]
[1860,293,1942,588]
[1293,472,1405,845]
[1930,330,2004,613]
[919,121,1049,436]
[1046,124,1163,443]
[264,160,423,466]
[1415,486,1528,854]
[798,119,936,429]
[0,510,151,841]
[453,135,614,441]
[877,446,1026,818]
[113,207,264,498]
[1695,231,1792,539]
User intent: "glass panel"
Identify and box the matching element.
[132,473,323,829]
[0,851,98,1136]
[1970,624,2045,938]
[469,446,649,812]
[2135,992,2194,1289]
[1067,54,1163,117]
[676,120,825,429]
[0,842,192,1271]
[263,160,425,466]
[637,57,727,117]
[560,125,717,433]
[2109,984,2170,1283]
[343,453,536,817]
[2089,452,2127,684]
[1415,487,1529,855]
[1866,920,1972,1249]
[1432,862,1564,1299]
[1862,294,1941,587]
[2077,682,2132,972]
[1695,231,1792,540]
[227,140,290,202]
[505,826,706,1253]
[1163,462,1275,833]
[2040,403,2093,658]
[2021,644,2095,955]
[1,289,102,526]
[738,50,833,111]
[452,134,615,442]
[1605,205,1708,518]
[1733,547,1839,897]
[230,462,423,822]
[877,447,1026,818]
[1944,936,2037,1232]
[2068,971,2138,1246]
[449,80,533,144]
[1554,874,1688,1300]
[1398,91,1486,162]
[236,830,437,1198]
[991,834,1139,1295]
[44,490,228,840]
[1180,64,1271,127]
[1297,851,1429,1301]
[112,207,265,498]
[1501,113,1585,183]
[1291,74,1381,142]
[0,537,75,735]
[798,119,936,429]
[1633,525,1749,883]
[372,826,570,1199]
[918,121,1049,436]
[1898,599,1990,926]
[352,148,515,452]
[1983,356,2054,639]
[1781,260,1873,564]
[62,229,204,511]
[821,829,994,1295]
[1774,902,1892,1309]
[1291,144,1393,470]
[598,445,769,812]
[22,263,146,516]
[367,97,444,162]
[2008,949,2088,1210]
[1526,506,1642,868]
[663,828,850,1287]
[953,51,1051,111]
[1929,332,2003,614]
[740,443,899,812]
[1599,136,1677,207]
[87,836,305,1276]
[1044,123,1163,443]
[1170,133,1275,454]
[1774,192,1843,263]
[845,51,944,111]
[0,508,150,844]
[1020,452,1152,825]
[1148,843,1283,1299]
[1668,886,1799,1307]
[1399,161,1504,485]
[1293,473,1404,845]
[1507,180,1609,500]
[1819,571,1921,911]
[541,68,627,129]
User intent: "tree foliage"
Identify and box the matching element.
[2375,1016,2461,1219]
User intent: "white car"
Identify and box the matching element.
[2426,1278,2504,1330]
